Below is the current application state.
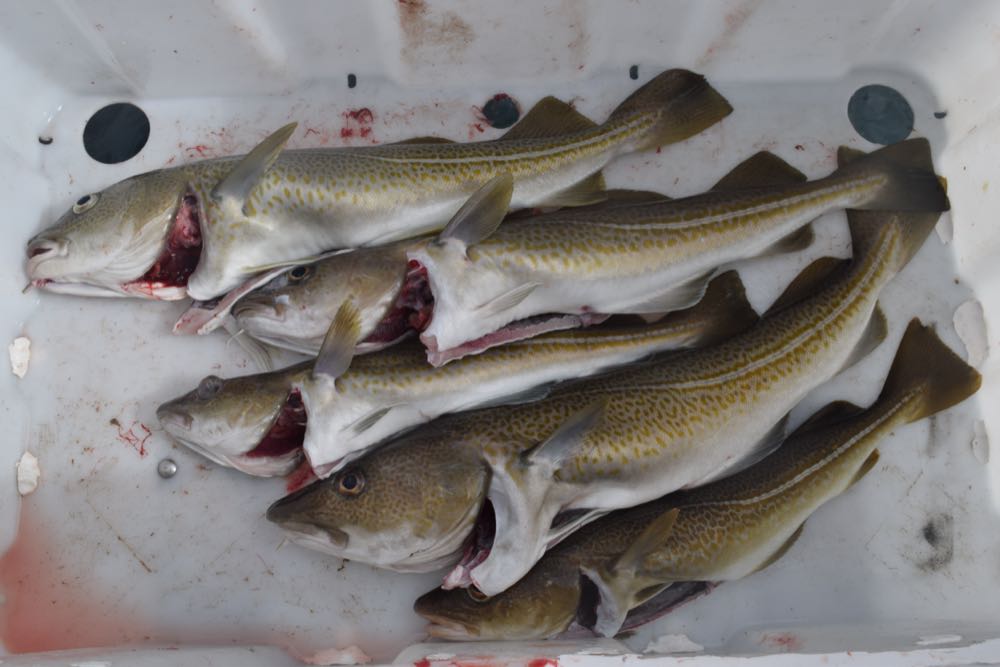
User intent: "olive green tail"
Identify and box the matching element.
[608,69,733,151]
[876,318,982,423]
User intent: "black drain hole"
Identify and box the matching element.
[83,102,150,164]
[848,84,914,145]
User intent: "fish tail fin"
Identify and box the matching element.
[834,139,950,213]
[876,318,981,424]
[581,508,680,638]
[607,69,732,151]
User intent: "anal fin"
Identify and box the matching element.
[476,282,541,315]
[753,523,805,574]
[838,304,888,374]
[539,171,608,207]
[621,270,715,315]
[691,414,789,486]
[762,224,815,256]
[848,449,881,489]
[500,96,598,140]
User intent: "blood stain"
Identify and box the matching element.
[285,459,318,493]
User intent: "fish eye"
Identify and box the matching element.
[467,586,489,603]
[336,468,366,497]
[288,265,312,282]
[72,193,99,214]
[196,375,224,399]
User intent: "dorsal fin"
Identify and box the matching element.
[437,174,514,247]
[313,300,362,380]
[499,96,598,141]
[764,257,848,317]
[712,151,807,191]
[211,122,297,214]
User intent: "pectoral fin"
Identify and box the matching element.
[313,300,363,380]
[520,399,607,469]
[222,316,274,371]
[437,173,514,247]
[621,270,716,315]
[848,449,881,488]
[211,122,297,214]
[838,304,888,373]
[351,406,393,434]
[476,282,541,315]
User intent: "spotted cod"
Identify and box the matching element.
[413,319,981,640]
[25,70,732,301]
[406,138,950,366]
[265,154,949,596]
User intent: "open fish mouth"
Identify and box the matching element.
[404,258,610,366]
[28,190,203,300]
[158,388,308,477]
[442,500,496,590]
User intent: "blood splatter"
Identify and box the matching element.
[759,632,803,652]
[110,418,152,457]
[527,660,558,667]
[340,108,376,144]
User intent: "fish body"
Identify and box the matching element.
[299,271,756,477]
[414,319,981,640]
[26,70,732,301]
[156,362,310,476]
[265,162,947,595]
[411,139,950,364]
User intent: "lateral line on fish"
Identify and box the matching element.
[351,116,653,166]
[558,176,882,232]
[685,394,913,508]
[564,231,898,395]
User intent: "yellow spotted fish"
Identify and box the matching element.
[25,70,732,301]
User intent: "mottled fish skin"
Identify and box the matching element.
[298,271,755,477]
[412,139,949,362]
[156,362,311,476]
[26,70,731,300]
[232,240,415,355]
[415,317,981,641]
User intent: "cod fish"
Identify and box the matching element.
[157,362,310,476]
[214,149,808,358]
[414,319,981,640]
[408,138,948,365]
[266,169,948,596]
[25,69,732,301]
[158,269,755,479]
[294,150,807,476]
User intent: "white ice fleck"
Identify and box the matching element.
[69,661,111,667]
[8,336,30,378]
[971,419,990,464]
[935,214,953,244]
[423,654,455,661]
[294,646,372,665]
[953,299,989,368]
[16,451,40,496]
[644,633,704,654]
[916,633,963,646]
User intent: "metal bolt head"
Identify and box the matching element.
[157,458,178,479]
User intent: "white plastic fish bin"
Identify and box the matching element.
[2,1,1000,665]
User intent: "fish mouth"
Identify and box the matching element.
[157,389,307,477]
[442,500,496,590]
[266,483,351,551]
[30,190,204,300]
[421,615,478,641]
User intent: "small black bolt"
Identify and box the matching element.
[38,136,53,145]
[629,65,639,80]
[347,73,357,89]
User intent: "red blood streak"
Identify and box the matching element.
[112,419,152,457]
[528,660,558,667]
[305,127,320,137]
[414,660,431,667]
[135,194,202,289]
[347,108,374,124]
[340,127,355,138]
[760,632,803,651]
[0,501,148,653]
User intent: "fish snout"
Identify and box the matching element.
[266,487,350,549]
[156,404,194,432]
[25,238,68,276]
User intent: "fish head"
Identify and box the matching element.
[26,169,199,300]
[407,239,525,357]
[231,260,338,354]
[156,366,308,476]
[233,244,411,355]
[414,554,581,641]
[265,422,490,571]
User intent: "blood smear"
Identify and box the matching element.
[0,500,147,653]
